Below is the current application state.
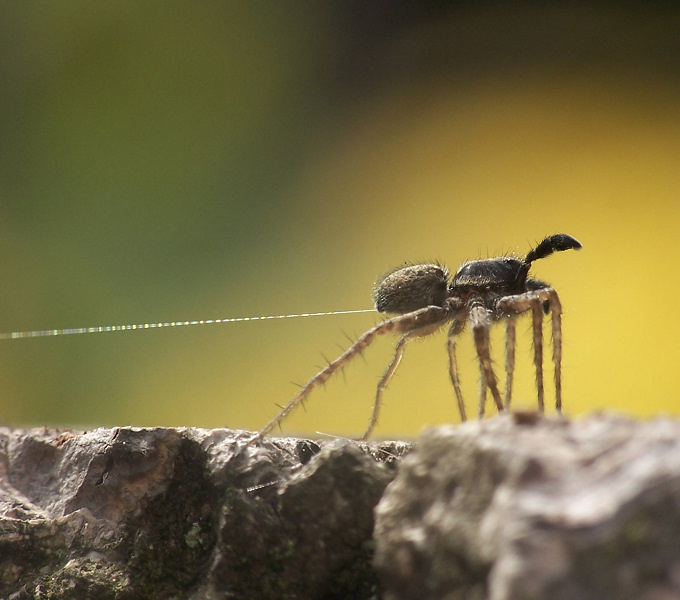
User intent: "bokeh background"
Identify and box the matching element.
[1,2,679,438]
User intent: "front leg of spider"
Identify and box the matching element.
[504,315,517,409]
[446,232,581,417]
[498,286,565,413]
[496,234,581,413]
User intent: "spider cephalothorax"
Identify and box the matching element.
[248,233,581,444]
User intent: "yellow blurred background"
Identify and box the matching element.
[1,3,679,438]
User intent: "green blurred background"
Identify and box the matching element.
[1,2,679,438]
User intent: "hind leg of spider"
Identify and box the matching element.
[246,305,449,445]
[504,315,517,410]
[358,322,444,441]
[469,299,503,416]
[447,318,467,422]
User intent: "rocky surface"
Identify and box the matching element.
[374,412,680,600]
[0,426,409,599]
[5,414,680,599]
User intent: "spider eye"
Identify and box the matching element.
[373,264,448,314]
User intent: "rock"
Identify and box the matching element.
[7,413,680,600]
[0,426,409,599]
[374,412,680,600]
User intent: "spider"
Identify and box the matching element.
[247,233,581,445]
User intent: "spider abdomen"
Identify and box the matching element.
[373,263,449,314]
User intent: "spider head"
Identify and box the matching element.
[450,257,525,293]
[373,263,449,314]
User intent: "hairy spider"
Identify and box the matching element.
[248,233,581,445]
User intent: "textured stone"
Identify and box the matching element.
[0,426,408,600]
[7,413,680,600]
[374,413,680,600]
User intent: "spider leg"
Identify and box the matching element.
[531,299,545,412]
[478,368,488,419]
[446,318,467,422]
[358,322,443,441]
[246,305,449,445]
[498,287,564,414]
[359,333,410,442]
[546,290,564,413]
[504,315,517,410]
[469,298,504,416]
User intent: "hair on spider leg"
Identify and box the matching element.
[342,330,357,344]
[340,330,369,363]
[317,352,334,372]
[334,345,351,375]
[246,233,582,445]
[336,355,349,384]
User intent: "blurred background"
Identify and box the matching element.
[1,2,679,438]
